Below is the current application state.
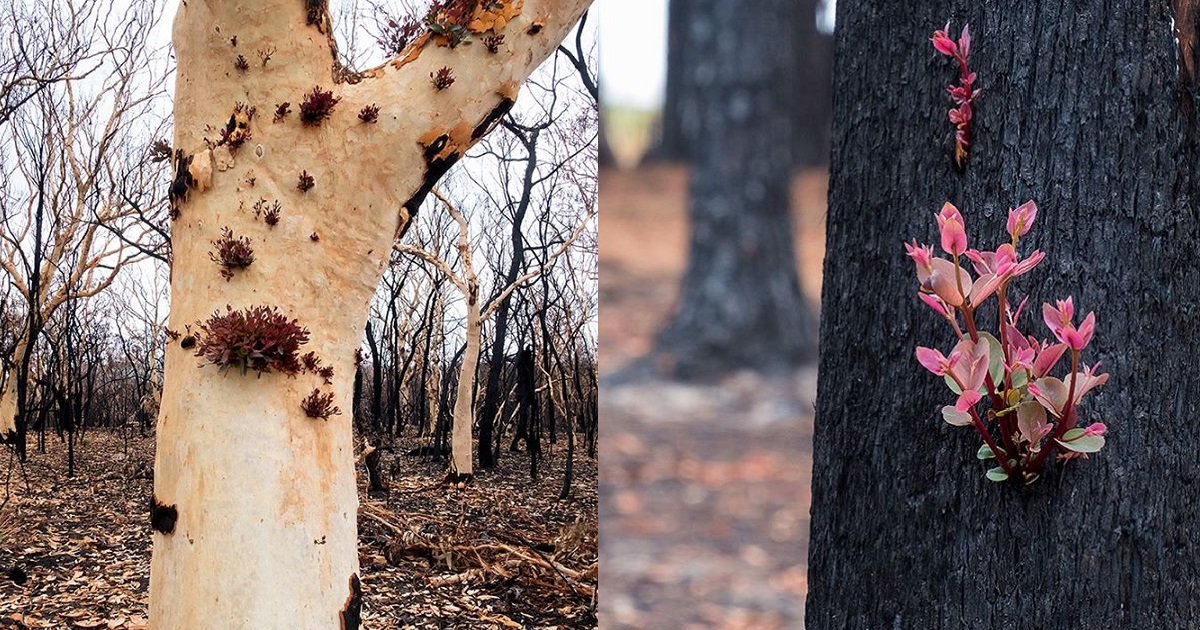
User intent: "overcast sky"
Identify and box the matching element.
[597,0,668,110]
[597,0,836,111]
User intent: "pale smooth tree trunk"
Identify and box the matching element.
[151,1,590,627]
[451,280,481,478]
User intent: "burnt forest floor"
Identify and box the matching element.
[598,164,825,628]
[0,429,597,629]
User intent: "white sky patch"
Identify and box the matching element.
[597,0,667,110]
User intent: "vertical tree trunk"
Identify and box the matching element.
[450,283,481,480]
[476,127,537,470]
[644,0,697,162]
[365,320,383,431]
[653,0,817,378]
[152,1,589,626]
[808,3,1200,627]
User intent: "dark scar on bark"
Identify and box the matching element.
[471,98,515,141]
[168,150,194,213]
[400,133,460,240]
[151,494,178,534]
[340,573,362,629]
[306,0,327,28]
[180,336,196,349]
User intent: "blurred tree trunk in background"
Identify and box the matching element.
[649,0,832,165]
[643,0,696,162]
[652,0,817,378]
[808,2,1200,628]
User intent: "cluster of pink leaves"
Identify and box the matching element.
[906,201,1109,484]
[932,22,978,170]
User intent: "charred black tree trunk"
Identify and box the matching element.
[351,350,365,433]
[808,3,1200,628]
[477,122,538,470]
[517,346,540,480]
[652,0,817,378]
[643,0,697,162]
[365,321,383,432]
[651,0,830,166]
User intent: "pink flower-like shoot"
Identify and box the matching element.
[905,239,934,277]
[918,292,955,319]
[949,338,990,394]
[926,257,973,307]
[931,22,958,56]
[1007,200,1038,239]
[1042,297,1096,351]
[937,202,968,256]
[1028,364,1108,418]
[916,346,956,376]
[1031,342,1068,379]
[919,341,988,412]
[1083,422,1107,437]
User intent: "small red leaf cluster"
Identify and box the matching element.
[301,388,341,420]
[359,104,380,123]
[274,102,292,122]
[299,86,340,126]
[195,305,310,375]
[378,16,422,57]
[254,199,282,227]
[431,66,455,90]
[209,227,254,281]
[297,170,315,192]
[483,34,504,54]
[300,351,335,384]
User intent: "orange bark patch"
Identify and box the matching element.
[417,122,473,163]
[467,0,523,33]
[390,32,431,71]
[1175,0,1199,88]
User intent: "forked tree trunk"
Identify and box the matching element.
[808,3,1200,627]
[151,1,589,626]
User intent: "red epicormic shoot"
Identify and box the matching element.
[931,21,978,170]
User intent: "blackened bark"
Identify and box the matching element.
[643,0,697,163]
[653,0,817,378]
[364,321,382,431]
[477,123,539,470]
[808,3,1200,628]
[518,346,540,480]
[651,0,830,166]
[351,357,364,431]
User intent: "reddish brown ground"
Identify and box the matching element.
[599,164,827,628]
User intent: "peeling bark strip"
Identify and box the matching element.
[150,495,178,534]
[339,573,362,630]
[1175,0,1200,90]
